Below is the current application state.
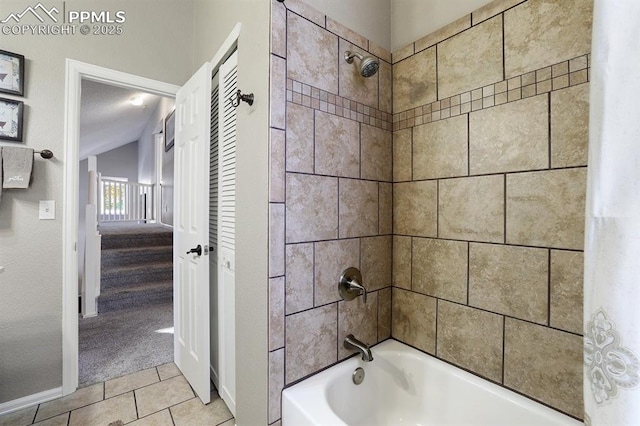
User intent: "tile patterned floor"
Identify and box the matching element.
[0,364,234,426]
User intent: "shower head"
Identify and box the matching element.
[344,51,379,78]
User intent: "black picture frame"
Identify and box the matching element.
[164,109,175,152]
[0,49,25,96]
[0,97,24,142]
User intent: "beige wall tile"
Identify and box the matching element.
[394,181,437,237]
[393,236,412,290]
[270,55,286,129]
[551,84,590,168]
[393,47,436,113]
[438,16,503,99]
[439,175,505,243]
[378,287,392,340]
[339,178,378,238]
[270,129,285,203]
[379,60,392,113]
[105,368,159,399]
[506,168,586,250]
[550,250,584,335]
[315,110,360,178]
[392,288,437,354]
[35,383,103,422]
[361,124,392,182]
[285,304,338,383]
[285,243,314,314]
[369,41,392,64]
[269,204,285,277]
[472,0,526,25]
[269,277,285,351]
[287,12,337,93]
[315,239,359,306]
[437,301,504,382]
[469,243,548,324]
[393,129,412,182]
[339,39,378,109]
[415,15,471,52]
[327,17,368,50]
[338,292,378,360]
[361,236,392,292]
[504,319,583,418]
[285,0,325,26]
[171,397,233,426]
[271,0,287,57]
[69,392,136,426]
[469,94,549,174]
[504,0,593,78]
[135,376,194,418]
[392,43,414,64]
[268,349,284,424]
[412,238,468,304]
[414,115,468,180]
[286,173,338,243]
[379,182,392,235]
[286,103,314,173]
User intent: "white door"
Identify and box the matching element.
[174,61,212,404]
[218,51,238,415]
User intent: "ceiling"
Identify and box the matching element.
[79,80,163,160]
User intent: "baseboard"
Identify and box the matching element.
[210,365,219,390]
[0,387,63,416]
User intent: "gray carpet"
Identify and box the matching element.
[79,301,174,386]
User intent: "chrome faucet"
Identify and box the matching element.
[344,334,373,362]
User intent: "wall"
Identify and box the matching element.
[268,0,393,423]
[302,0,391,50]
[136,97,175,226]
[191,0,270,424]
[390,0,493,51]
[391,0,592,419]
[0,0,194,404]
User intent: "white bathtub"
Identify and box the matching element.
[282,339,582,426]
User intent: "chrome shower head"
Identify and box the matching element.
[344,51,379,78]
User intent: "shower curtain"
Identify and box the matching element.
[583,1,640,425]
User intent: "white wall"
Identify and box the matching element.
[138,97,174,185]
[0,0,195,404]
[391,0,494,51]
[192,1,270,424]
[303,0,392,50]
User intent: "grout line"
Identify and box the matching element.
[501,13,505,81]
[502,315,506,384]
[503,174,507,244]
[547,249,552,326]
[133,389,139,419]
[435,43,439,101]
[32,403,40,424]
[548,91,552,168]
[466,242,470,305]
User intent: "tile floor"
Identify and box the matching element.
[0,363,234,426]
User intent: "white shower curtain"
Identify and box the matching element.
[583,1,640,425]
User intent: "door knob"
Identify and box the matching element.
[187,245,202,256]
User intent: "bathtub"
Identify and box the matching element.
[282,339,582,426]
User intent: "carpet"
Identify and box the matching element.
[79,301,174,386]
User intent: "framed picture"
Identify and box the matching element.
[0,97,24,142]
[0,50,25,96]
[164,109,175,152]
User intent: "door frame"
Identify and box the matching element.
[62,59,180,394]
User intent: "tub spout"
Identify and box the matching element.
[344,334,373,362]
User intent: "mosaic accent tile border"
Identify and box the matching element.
[287,78,393,131]
[393,54,590,131]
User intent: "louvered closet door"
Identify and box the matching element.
[209,71,220,390]
[217,50,238,415]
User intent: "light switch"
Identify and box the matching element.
[39,200,55,220]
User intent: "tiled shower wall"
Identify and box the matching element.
[391,0,591,420]
[268,0,393,423]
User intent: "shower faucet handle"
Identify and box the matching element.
[339,267,367,303]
